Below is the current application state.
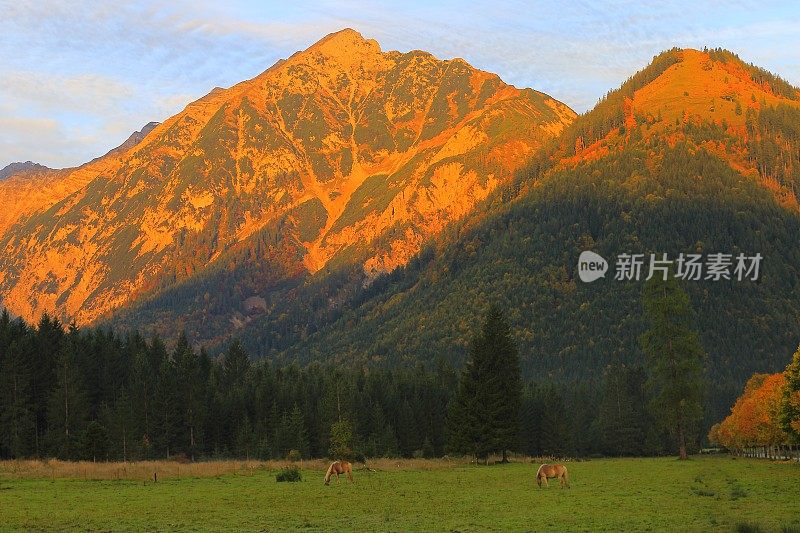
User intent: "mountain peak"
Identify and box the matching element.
[0,161,52,180]
[313,27,373,46]
[303,27,382,59]
[0,28,575,327]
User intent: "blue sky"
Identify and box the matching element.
[2,0,799,168]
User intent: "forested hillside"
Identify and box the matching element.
[222,48,800,431]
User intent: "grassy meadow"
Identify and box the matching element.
[0,456,798,532]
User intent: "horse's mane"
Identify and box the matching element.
[324,461,339,483]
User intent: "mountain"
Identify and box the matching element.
[200,47,799,428]
[0,161,51,180]
[0,122,160,239]
[0,29,575,328]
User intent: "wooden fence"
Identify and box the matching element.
[734,444,800,461]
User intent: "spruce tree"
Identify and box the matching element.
[46,338,88,459]
[447,308,522,462]
[594,366,646,456]
[640,276,706,459]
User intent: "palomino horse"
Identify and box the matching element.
[536,463,569,488]
[324,460,354,485]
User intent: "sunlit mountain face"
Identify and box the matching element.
[0,29,574,334]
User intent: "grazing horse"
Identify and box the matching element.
[536,463,569,488]
[324,460,354,485]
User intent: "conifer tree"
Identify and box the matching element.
[640,276,706,459]
[447,308,522,462]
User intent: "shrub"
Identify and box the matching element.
[286,449,302,462]
[276,466,302,483]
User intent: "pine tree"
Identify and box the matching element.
[32,313,63,455]
[488,308,523,462]
[366,404,397,457]
[82,420,109,462]
[103,388,136,461]
[594,366,646,456]
[46,337,88,459]
[174,332,206,459]
[0,319,37,458]
[640,276,707,459]
[289,405,310,459]
[447,308,522,462]
[396,399,419,458]
[152,354,178,459]
[224,340,251,388]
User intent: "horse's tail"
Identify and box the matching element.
[562,465,570,487]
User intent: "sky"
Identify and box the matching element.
[1,0,799,168]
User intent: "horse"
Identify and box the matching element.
[536,463,569,488]
[324,460,354,485]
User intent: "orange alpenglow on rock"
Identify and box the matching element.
[562,48,800,210]
[0,29,575,326]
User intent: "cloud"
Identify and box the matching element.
[0,72,135,115]
[0,0,798,166]
[0,114,88,168]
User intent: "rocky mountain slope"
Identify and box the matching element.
[0,122,160,239]
[0,29,575,326]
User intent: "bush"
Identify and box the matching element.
[286,449,302,462]
[276,466,302,483]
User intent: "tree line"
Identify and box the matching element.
[709,344,800,457]
[1,276,713,462]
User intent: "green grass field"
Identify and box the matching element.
[1,456,798,532]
